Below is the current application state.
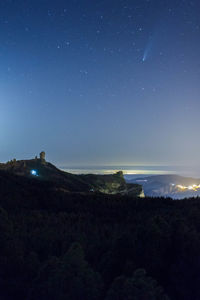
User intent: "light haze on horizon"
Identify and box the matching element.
[1,0,200,167]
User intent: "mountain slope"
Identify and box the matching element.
[0,155,143,197]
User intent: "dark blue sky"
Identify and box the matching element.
[1,0,200,167]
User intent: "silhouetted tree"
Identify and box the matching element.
[30,243,103,300]
[106,269,170,300]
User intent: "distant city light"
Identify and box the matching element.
[176,184,200,191]
[31,170,37,176]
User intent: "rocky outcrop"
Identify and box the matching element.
[0,154,143,197]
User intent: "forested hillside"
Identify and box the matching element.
[0,171,200,299]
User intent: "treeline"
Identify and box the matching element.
[1,174,200,299]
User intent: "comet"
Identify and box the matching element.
[142,51,148,62]
[142,38,153,62]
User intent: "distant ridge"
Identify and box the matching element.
[128,174,200,199]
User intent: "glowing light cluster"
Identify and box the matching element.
[176,184,200,191]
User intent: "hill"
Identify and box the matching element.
[0,152,143,197]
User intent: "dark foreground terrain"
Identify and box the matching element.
[1,170,200,300]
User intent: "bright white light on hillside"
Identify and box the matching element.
[31,170,37,176]
[188,186,193,190]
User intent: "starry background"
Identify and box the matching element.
[1,0,200,168]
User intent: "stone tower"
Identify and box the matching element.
[40,151,46,163]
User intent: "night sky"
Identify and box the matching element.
[1,0,200,168]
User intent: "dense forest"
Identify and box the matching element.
[1,171,200,299]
